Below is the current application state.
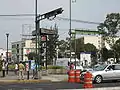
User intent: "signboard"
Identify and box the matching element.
[31,60,36,70]
[40,28,56,35]
[32,28,56,36]
[71,29,100,35]
[41,36,47,41]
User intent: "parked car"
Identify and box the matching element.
[80,64,120,83]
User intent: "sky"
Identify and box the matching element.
[0,0,120,49]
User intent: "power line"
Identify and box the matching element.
[0,14,101,24]
[0,14,34,17]
[56,16,101,25]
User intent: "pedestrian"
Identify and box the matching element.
[18,61,25,80]
[66,61,70,74]
[15,63,18,75]
[70,62,74,70]
[2,59,5,77]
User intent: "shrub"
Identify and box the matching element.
[8,64,15,70]
[42,65,64,69]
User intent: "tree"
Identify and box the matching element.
[84,43,97,52]
[57,40,68,58]
[101,47,109,62]
[98,13,120,47]
[112,38,120,63]
[97,13,120,62]
[27,52,36,60]
[71,38,97,60]
[71,37,84,59]
[47,24,59,65]
[84,43,97,66]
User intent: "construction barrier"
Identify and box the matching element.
[68,70,75,83]
[83,71,93,88]
[75,70,81,83]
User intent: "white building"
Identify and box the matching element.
[11,40,35,62]
[0,48,11,62]
[80,36,120,66]
[83,35,120,50]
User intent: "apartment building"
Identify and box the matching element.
[11,40,35,62]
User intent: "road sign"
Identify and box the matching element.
[31,60,35,70]
[32,28,56,36]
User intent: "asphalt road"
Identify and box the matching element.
[0,81,120,90]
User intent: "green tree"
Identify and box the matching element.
[27,52,36,60]
[112,39,120,63]
[84,43,97,66]
[107,50,114,58]
[47,24,59,65]
[57,40,69,58]
[101,47,109,62]
[98,13,120,47]
[84,43,97,52]
[97,13,120,62]
[71,37,84,59]
[71,38,97,60]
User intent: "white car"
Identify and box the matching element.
[74,65,83,71]
[81,64,120,83]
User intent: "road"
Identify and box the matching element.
[0,81,120,90]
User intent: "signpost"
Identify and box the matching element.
[26,62,29,80]
[32,28,57,36]
[33,7,63,79]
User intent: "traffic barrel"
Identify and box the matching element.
[68,70,75,83]
[75,70,81,83]
[83,71,93,88]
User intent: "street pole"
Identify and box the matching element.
[35,0,38,79]
[75,33,76,69]
[6,33,9,75]
[46,36,47,70]
[69,0,72,63]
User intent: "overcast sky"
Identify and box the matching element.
[0,0,120,49]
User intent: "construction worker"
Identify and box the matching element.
[18,61,25,80]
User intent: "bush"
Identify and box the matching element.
[42,65,64,69]
[8,64,15,70]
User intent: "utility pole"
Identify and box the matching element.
[69,0,72,63]
[6,33,9,75]
[32,7,64,79]
[35,0,38,79]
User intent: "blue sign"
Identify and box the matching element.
[31,60,36,70]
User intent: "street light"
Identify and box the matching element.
[6,33,9,75]
[69,0,72,63]
[69,0,77,69]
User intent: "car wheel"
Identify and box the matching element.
[94,75,102,84]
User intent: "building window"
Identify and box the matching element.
[21,48,23,60]
[12,45,16,48]
[22,43,25,47]
[17,55,19,61]
[17,44,19,49]
[17,49,19,53]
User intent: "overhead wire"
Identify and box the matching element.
[56,16,100,25]
[0,14,101,24]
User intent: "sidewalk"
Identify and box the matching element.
[0,71,68,83]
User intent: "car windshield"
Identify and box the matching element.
[93,64,107,71]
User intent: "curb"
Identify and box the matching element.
[0,79,52,84]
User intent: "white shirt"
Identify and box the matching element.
[15,64,18,69]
